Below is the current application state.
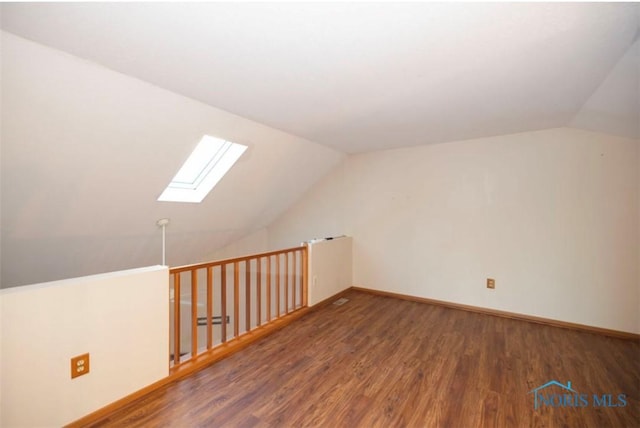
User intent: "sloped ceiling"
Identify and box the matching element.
[0,32,344,288]
[570,38,640,139]
[1,2,638,153]
[1,3,639,288]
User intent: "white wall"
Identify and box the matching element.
[268,162,350,251]
[206,228,269,262]
[637,143,640,333]
[0,266,168,427]
[0,32,4,420]
[267,128,640,334]
[570,39,640,140]
[0,293,3,424]
[308,237,353,306]
[1,31,344,288]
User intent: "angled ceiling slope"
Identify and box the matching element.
[571,37,640,139]
[0,31,344,288]
[1,3,639,288]
[1,2,638,153]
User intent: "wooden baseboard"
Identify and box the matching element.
[308,288,353,309]
[67,306,311,427]
[351,287,639,341]
[67,288,353,427]
[68,285,636,426]
[65,375,174,428]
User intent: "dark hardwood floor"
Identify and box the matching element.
[91,290,639,427]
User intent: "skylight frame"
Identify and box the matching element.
[158,135,247,203]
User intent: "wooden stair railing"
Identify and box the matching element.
[169,245,308,369]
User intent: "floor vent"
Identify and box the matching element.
[333,298,349,306]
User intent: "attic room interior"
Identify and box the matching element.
[0,2,638,427]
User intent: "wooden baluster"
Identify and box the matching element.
[173,272,181,366]
[266,256,271,322]
[207,266,213,350]
[276,254,281,317]
[285,252,289,314]
[234,262,239,338]
[293,250,297,310]
[302,246,308,307]
[167,246,309,368]
[256,257,262,327]
[221,264,227,343]
[191,270,198,358]
[245,259,251,332]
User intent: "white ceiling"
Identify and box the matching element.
[1,3,638,288]
[0,31,344,287]
[571,38,640,139]
[2,2,638,153]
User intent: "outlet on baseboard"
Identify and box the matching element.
[487,278,495,289]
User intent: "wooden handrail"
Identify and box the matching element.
[169,245,308,369]
[169,246,305,273]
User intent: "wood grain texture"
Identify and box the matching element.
[292,252,297,309]
[68,304,318,428]
[352,287,640,340]
[234,261,239,338]
[88,290,639,428]
[302,247,308,307]
[190,269,198,357]
[276,254,281,317]
[266,256,271,322]
[206,266,213,350]
[172,273,180,366]
[256,257,262,327]
[246,259,251,332]
[285,252,289,314]
[169,246,305,274]
[221,265,227,343]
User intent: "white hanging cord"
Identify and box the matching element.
[156,218,170,266]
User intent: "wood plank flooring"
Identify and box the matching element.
[90,290,639,427]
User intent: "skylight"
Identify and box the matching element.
[158,135,247,203]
